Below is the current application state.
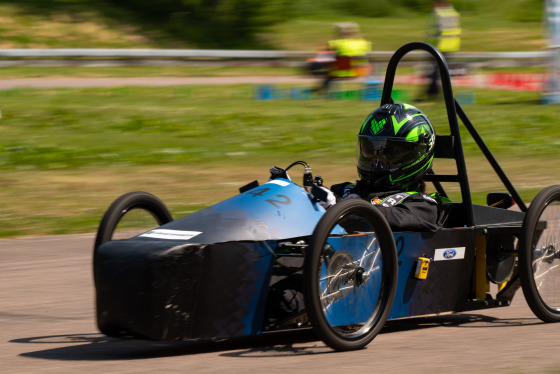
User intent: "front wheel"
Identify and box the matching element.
[304,199,398,351]
[519,185,560,322]
[94,191,173,251]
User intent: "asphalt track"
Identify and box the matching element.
[1,77,558,372]
[0,76,317,90]
[2,234,560,374]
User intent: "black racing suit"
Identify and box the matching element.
[330,180,450,232]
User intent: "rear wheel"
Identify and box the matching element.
[94,191,173,251]
[519,185,560,322]
[304,199,398,351]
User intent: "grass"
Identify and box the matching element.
[0,0,556,238]
[1,83,558,238]
[270,14,545,53]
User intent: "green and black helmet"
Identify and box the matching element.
[356,103,435,190]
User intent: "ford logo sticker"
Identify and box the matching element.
[434,247,465,261]
[443,249,457,259]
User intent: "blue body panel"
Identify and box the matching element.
[309,230,475,325]
[151,179,328,244]
[388,229,476,320]
[95,178,477,341]
[144,179,476,325]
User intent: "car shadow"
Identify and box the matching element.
[383,312,541,333]
[11,329,322,361]
[11,312,542,360]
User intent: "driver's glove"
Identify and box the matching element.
[316,186,337,209]
[310,180,337,209]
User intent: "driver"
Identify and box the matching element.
[329,102,450,232]
[266,103,450,325]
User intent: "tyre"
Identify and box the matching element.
[519,185,560,322]
[94,191,173,250]
[303,199,398,351]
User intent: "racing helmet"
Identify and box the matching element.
[356,103,436,190]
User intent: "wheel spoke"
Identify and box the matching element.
[304,199,397,350]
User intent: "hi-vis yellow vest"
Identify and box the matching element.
[430,7,461,52]
[327,38,371,77]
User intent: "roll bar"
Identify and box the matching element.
[379,42,527,227]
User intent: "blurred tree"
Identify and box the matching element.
[333,0,395,17]
[109,0,296,48]
[400,0,433,12]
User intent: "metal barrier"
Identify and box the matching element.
[0,49,552,67]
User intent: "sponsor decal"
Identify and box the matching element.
[380,193,408,207]
[434,247,465,261]
[443,249,457,258]
[140,229,202,240]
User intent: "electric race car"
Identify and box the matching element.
[93,42,560,351]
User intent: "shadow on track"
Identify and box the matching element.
[383,313,541,333]
[11,329,321,360]
[10,312,542,360]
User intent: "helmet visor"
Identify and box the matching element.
[356,135,428,172]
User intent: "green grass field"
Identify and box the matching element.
[0,0,558,238]
[1,83,558,238]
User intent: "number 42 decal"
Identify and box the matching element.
[246,187,292,209]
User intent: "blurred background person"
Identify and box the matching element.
[313,22,371,94]
[426,0,461,97]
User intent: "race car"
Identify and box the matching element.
[93,42,560,351]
